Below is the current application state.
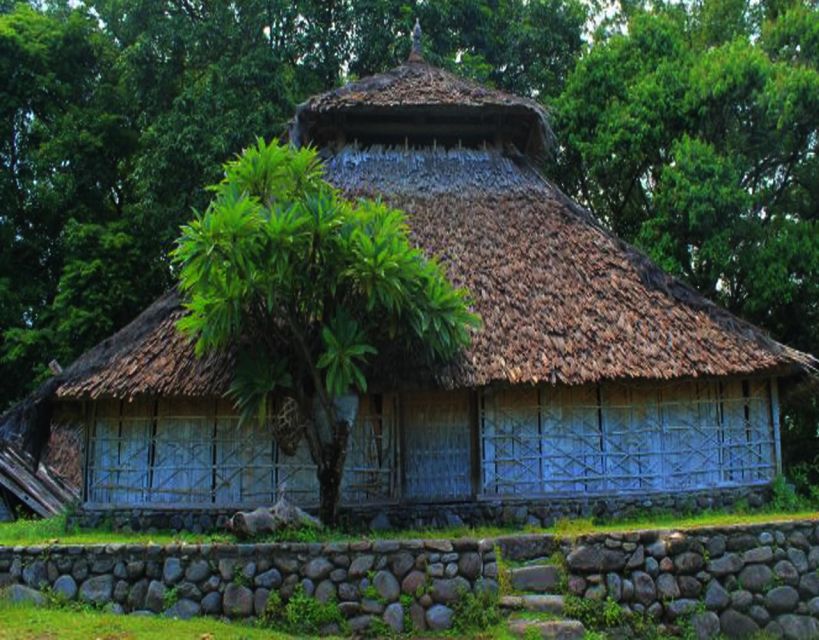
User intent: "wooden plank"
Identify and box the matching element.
[402,390,471,500]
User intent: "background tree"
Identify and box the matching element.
[173,139,479,524]
[550,0,819,481]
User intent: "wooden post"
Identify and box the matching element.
[769,378,782,477]
[82,400,94,504]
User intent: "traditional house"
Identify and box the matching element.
[2,31,815,529]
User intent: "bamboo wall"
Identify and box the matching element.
[83,378,779,508]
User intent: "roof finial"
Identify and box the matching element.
[409,18,423,62]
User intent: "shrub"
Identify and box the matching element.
[452,588,501,633]
[261,585,345,635]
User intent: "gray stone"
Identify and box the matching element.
[807,596,819,617]
[184,560,210,583]
[656,573,680,600]
[775,560,801,586]
[162,558,183,585]
[632,571,656,606]
[53,574,78,600]
[690,611,721,640]
[777,614,819,640]
[744,546,774,564]
[383,602,404,633]
[402,570,426,596]
[678,575,702,598]
[444,562,458,578]
[329,568,346,583]
[200,591,222,615]
[361,598,384,614]
[719,609,760,639]
[300,578,315,596]
[164,598,200,620]
[386,552,412,580]
[373,570,400,602]
[315,579,336,603]
[765,585,799,614]
[79,575,113,606]
[739,563,773,592]
[410,602,426,631]
[127,579,148,610]
[22,561,47,589]
[666,598,698,620]
[4,584,46,606]
[645,556,659,577]
[799,572,819,598]
[254,568,282,589]
[223,583,253,617]
[458,552,482,580]
[675,552,704,574]
[253,588,269,616]
[431,577,470,604]
[647,601,663,620]
[349,615,374,633]
[585,584,607,600]
[809,548,819,570]
[507,619,586,639]
[622,578,634,602]
[425,604,454,631]
[114,579,129,603]
[510,565,561,592]
[606,573,623,602]
[748,604,771,626]
[338,582,358,601]
[145,580,166,613]
[647,539,667,558]
[705,580,731,611]
[731,589,753,611]
[707,535,727,558]
[708,553,744,576]
[348,554,374,578]
[566,545,626,571]
[626,545,645,569]
[303,557,333,581]
[217,559,236,581]
[126,561,145,579]
[787,548,809,573]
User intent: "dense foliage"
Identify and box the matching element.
[1,0,816,475]
[174,138,478,522]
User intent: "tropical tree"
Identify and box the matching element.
[173,139,479,524]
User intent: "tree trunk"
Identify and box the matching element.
[316,420,350,526]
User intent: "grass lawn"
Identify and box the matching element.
[0,509,816,547]
[0,601,306,640]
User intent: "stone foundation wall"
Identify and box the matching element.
[2,518,817,638]
[71,485,769,534]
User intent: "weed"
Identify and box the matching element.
[162,586,179,610]
[495,545,512,596]
[260,585,346,635]
[452,587,501,633]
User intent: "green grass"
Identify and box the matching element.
[0,507,816,548]
[0,600,311,639]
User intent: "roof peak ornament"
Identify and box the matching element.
[408,18,423,62]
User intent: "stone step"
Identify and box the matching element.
[507,618,586,640]
[500,594,565,615]
[509,564,562,593]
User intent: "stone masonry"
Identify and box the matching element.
[0,518,817,638]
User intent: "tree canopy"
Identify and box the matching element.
[173,138,479,522]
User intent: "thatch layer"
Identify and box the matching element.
[290,60,554,159]
[52,147,812,400]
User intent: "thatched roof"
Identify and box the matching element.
[290,59,554,161]
[43,144,813,402]
[0,58,814,439]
